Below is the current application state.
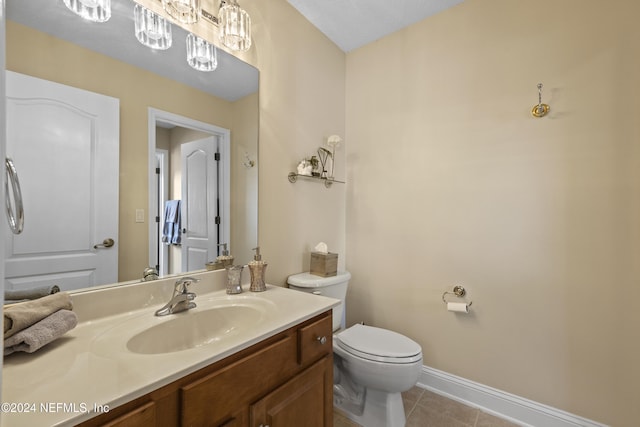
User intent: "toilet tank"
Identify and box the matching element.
[287,271,351,332]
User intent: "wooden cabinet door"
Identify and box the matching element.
[181,334,298,426]
[100,402,156,427]
[250,356,333,427]
[217,408,248,426]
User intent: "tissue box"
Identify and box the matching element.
[310,252,338,277]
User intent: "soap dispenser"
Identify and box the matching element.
[205,243,234,270]
[216,243,234,268]
[248,246,267,292]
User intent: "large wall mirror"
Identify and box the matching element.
[5,0,259,291]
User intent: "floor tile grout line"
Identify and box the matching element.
[405,388,425,420]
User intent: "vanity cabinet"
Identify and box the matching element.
[251,357,331,427]
[78,311,333,427]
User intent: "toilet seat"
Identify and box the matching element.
[335,324,422,364]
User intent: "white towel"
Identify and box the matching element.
[4,310,78,355]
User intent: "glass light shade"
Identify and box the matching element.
[186,34,218,72]
[162,0,200,24]
[63,0,111,23]
[134,4,172,50]
[218,0,251,52]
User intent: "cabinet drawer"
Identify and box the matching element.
[298,313,332,365]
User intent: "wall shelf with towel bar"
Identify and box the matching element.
[287,172,344,188]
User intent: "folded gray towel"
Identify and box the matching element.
[4,309,77,356]
[4,292,73,338]
[5,285,60,303]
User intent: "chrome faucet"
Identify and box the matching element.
[155,277,200,316]
[142,267,159,281]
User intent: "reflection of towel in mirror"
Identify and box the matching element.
[4,292,73,338]
[162,200,182,245]
[4,309,78,355]
[4,285,60,303]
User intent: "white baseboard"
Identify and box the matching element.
[418,366,608,427]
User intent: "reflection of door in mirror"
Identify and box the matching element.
[180,137,219,273]
[150,109,230,276]
[5,71,119,291]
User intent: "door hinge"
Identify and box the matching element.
[214,152,221,161]
[155,216,160,223]
[215,216,221,225]
[155,167,160,174]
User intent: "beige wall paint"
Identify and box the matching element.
[239,0,347,283]
[345,0,640,425]
[232,93,259,262]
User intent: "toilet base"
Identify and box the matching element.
[334,388,406,427]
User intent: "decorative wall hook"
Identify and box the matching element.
[243,151,255,168]
[531,83,550,118]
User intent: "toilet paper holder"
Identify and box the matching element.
[442,285,473,307]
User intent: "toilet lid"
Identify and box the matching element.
[335,324,422,364]
[287,271,351,288]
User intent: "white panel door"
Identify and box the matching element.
[5,71,119,291]
[181,137,218,272]
[1,0,6,305]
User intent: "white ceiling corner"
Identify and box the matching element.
[287,0,466,52]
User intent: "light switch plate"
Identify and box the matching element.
[135,209,145,223]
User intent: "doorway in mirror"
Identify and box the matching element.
[148,108,230,276]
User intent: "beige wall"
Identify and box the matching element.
[345,0,640,425]
[232,93,259,262]
[240,0,347,283]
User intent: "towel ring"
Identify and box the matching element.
[5,157,24,235]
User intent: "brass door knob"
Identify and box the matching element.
[94,238,115,249]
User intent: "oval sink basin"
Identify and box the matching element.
[127,304,266,355]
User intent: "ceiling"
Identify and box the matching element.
[6,0,258,101]
[287,0,466,52]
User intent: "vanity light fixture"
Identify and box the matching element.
[63,0,111,23]
[218,0,252,52]
[162,0,201,24]
[134,4,173,50]
[186,33,218,72]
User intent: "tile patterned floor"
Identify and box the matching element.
[333,386,521,427]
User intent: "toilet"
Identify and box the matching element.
[287,271,423,427]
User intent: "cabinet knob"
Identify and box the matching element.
[316,336,327,345]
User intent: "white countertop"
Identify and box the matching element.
[1,271,338,426]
